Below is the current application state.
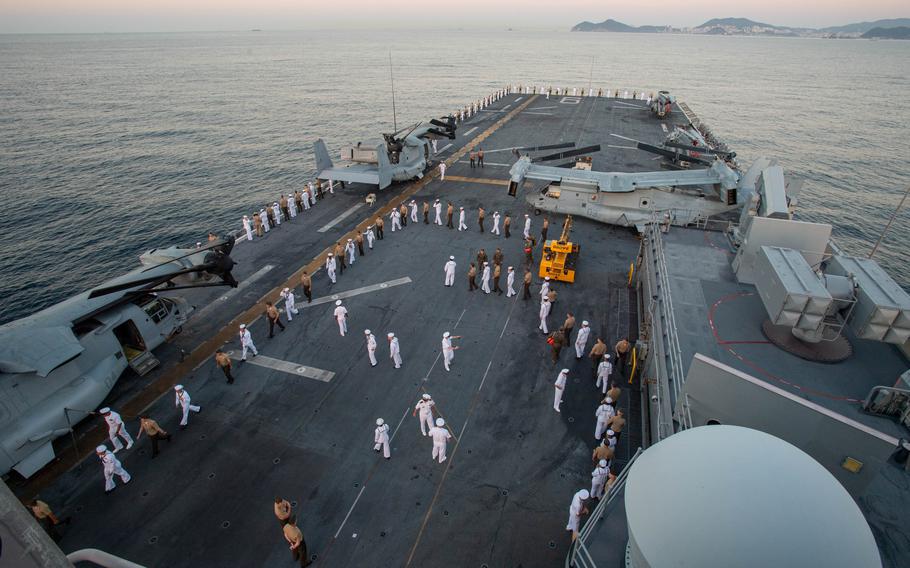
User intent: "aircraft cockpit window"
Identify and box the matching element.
[143,299,169,324]
[73,318,103,337]
[547,187,561,199]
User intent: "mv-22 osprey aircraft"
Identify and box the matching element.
[313,116,457,190]
[0,238,238,478]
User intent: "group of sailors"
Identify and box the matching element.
[453,87,508,123]
[506,83,655,101]
[241,179,338,241]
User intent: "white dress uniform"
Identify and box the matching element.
[302,188,311,210]
[272,203,281,226]
[594,400,615,440]
[574,323,591,358]
[491,212,501,235]
[442,333,455,371]
[373,419,391,459]
[539,299,551,333]
[326,254,337,284]
[506,268,516,297]
[282,289,298,321]
[429,419,452,463]
[175,386,201,427]
[239,325,257,360]
[458,208,467,231]
[388,334,402,368]
[481,263,491,294]
[566,489,589,534]
[591,461,609,499]
[260,210,270,232]
[365,228,375,249]
[345,240,356,265]
[596,358,613,393]
[288,198,297,218]
[333,301,348,336]
[328,179,335,194]
[391,209,402,231]
[438,162,446,181]
[97,446,130,492]
[432,139,438,153]
[308,181,316,204]
[409,200,418,223]
[554,369,568,412]
[540,278,550,300]
[242,215,253,241]
[102,409,133,452]
[444,257,456,287]
[414,396,435,435]
[433,200,443,225]
[523,215,531,239]
[365,330,377,366]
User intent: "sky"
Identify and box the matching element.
[0,0,906,33]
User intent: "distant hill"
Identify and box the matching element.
[697,17,782,30]
[571,19,666,33]
[862,26,910,39]
[821,18,910,34]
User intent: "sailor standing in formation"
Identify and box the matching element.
[260,209,270,233]
[539,297,551,334]
[566,489,589,542]
[441,332,461,371]
[523,214,531,239]
[413,394,435,435]
[554,368,568,412]
[574,321,591,358]
[326,253,337,284]
[429,418,452,463]
[345,239,356,265]
[96,444,131,493]
[491,211,501,235]
[434,199,443,225]
[506,266,516,297]
[481,262,491,294]
[281,288,298,321]
[590,460,609,500]
[364,329,377,366]
[100,408,133,452]
[409,200,418,223]
[596,355,613,394]
[239,323,257,361]
[373,419,391,459]
[390,208,402,232]
[438,162,446,181]
[388,333,402,368]
[365,226,375,249]
[174,385,201,428]
[594,398,615,440]
[540,276,551,300]
[242,215,253,241]
[443,256,457,287]
[333,300,348,336]
[458,207,467,231]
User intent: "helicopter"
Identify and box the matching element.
[313,116,457,190]
[649,90,676,119]
[0,237,238,478]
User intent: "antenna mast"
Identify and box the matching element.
[389,51,398,132]
[588,56,594,93]
[869,184,910,258]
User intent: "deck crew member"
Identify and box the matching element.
[345,239,356,265]
[595,397,615,440]
[606,409,626,442]
[399,203,408,227]
[136,415,171,458]
[308,181,317,204]
[434,199,443,225]
[375,216,384,239]
[549,328,566,363]
[242,215,253,241]
[469,150,476,168]
[480,262,491,294]
[99,408,133,453]
[174,385,201,428]
[478,207,485,232]
[458,207,467,231]
[592,438,614,466]
[294,190,303,213]
[374,418,391,459]
[492,263,503,294]
[274,497,291,526]
[607,382,621,404]
[390,208,402,232]
[523,214,531,239]
[563,312,576,342]
[493,247,503,267]
[214,349,235,384]
[260,208,270,233]
[272,202,282,227]
[446,202,454,228]
[478,147,484,167]
[491,211,501,235]
[615,337,631,374]
[253,213,263,237]
[326,253,337,284]
[409,200,419,223]
[468,263,478,291]
[524,238,534,266]
[596,355,613,393]
[522,268,532,300]
[589,337,606,375]
[554,368,568,412]
[438,162,446,181]
[442,332,461,371]
[265,301,285,338]
[239,323,257,360]
[506,266,516,297]
[364,329,377,366]
[444,256,457,287]
[541,217,549,242]
[356,233,365,256]
[283,515,310,567]
[477,248,488,266]
[96,445,130,493]
[413,394,435,435]
[591,460,609,500]
[424,201,431,224]
[281,288,298,321]
[30,499,69,539]
[301,186,311,210]
[574,321,591,358]
[300,272,312,303]
[429,418,452,463]
[539,297,552,333]
[365,227,375,249]
[288,193,297,218]
[503,214,511,238]
[334,241,346,272]
[566,489,590,542]
[388,332,402,368]
[333,300,348,336]
[280,195,290,221]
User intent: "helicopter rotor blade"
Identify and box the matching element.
[139,239,228,273]
[533,145,601,163]
[663,141,732,157]
[636,142,713,165]
[87,266,210,299]
[518,142,576,152]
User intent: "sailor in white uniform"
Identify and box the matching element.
[491,211,501,235]
[481,262,491,294]
[365,226,375,249]
[432,139,438,153]
[96,445,130,493]
[260,209,270,233]
[574,321,591,358]
[364,329,377,366]
[429,418,452,463]
[566,489,589,540]
[591,460,609,499]
[242,215,253,241]
[539,297,551,334]
[442,332,461,371]
[458,207,467,231]
[174,385,201,428]
[433,199,443,225]
[390,208,402,232]
[443,256,457,287]
[272,202,281,227]
[506,266,516,297]
[288,195,297,218]
[239,323,257,360]
[596,355,613,393]
[302,187,311,210]
[554,368,568,412]
[438,162,446,181]
[388,333,402,368]
[409,200,418,223]
[523,214,531,239]
[595,398,615,440]
[373,418,391,459]
[333,300,348,336]
[540,276,550,300]
[281,288,298,321]
[345,239,356,265]
[413,394,435,436]
[100,408,133,452]
[326,253,337,284]
[308,181,316,205]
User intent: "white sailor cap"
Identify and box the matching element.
[387,332,395,338]
[328,253,334,257]
[508,266,513,270]
[606,397,613,404]
[364,329,371,335]
[579,489,590,499]
[449,255,455,260]
[376,418,384,426]
[96,445,108,453]
[99,407,111,414]
[282,287,289,293]
[347,238,352,242]
[607,429,616,437]
[443,332,450,338]
[483,261,489,266]
[544,277,550,281]
[435,418,445,426]
[335,300,342,306]
[422,394,431,400]
[599,459,608,467]
[605,354,611,359]
[561,368,569,374]
[239,323,246,329]
[243,214,249,218]
[175,384,184,391]
[273,202,278,206]
[582,320,589,326]
[460,206,464,210]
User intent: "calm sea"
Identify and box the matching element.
[0,30,908,323]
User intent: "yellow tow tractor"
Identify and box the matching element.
[539,215,580,283]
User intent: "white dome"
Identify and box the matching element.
[624,425,880,568]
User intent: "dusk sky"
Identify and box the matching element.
[0,0,906,33]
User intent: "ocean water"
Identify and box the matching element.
[0,30,908,324]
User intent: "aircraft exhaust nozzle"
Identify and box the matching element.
[314,139,334,175]
[508,156,531,196]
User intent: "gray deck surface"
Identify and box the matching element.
[28,93,652,567]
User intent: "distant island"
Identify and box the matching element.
[570,16,910,38]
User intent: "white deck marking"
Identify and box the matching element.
[607,144,637,150]
[317,203,364,233]
[296,277,412,308]
[480,109,507,113]
[453,308,467,329]
[463,126,478,136]
[189,264,274,322]
[334,486,366,538]
[530,105,557,110]
[226,352,335,382]
[514,96,523,102]
[661,123,669,133]
[522,112,554,116]
[457,160,512,167]
[609,133,637,143]
[611,100,641,109]
[502,104,512,110]
[437,143,452,153]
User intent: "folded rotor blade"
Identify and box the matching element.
[533,145,601,163]
[518,142,575,152]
